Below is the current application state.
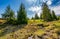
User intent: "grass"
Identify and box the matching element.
[28,19,44,24]
[34,29,45,36]
[0,20,6,24]
[0,20,60,39]
[52,20,60,29]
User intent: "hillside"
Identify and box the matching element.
[0,20,60,39]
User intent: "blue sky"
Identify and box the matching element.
[0,0,60,18]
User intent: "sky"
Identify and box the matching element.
[0,0,60,18]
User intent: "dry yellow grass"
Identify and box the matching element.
[0,19,6,24]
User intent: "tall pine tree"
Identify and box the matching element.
[40,13,43,19]
[31,17,34,20]
[35,13,39,19]
[17,3,28,24]
[40,3,53,21]
[2,5,15,24]
[2,5,11,19]
[52,10,57,20]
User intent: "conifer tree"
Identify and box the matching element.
[17,3,28,24]
[40,3,53,21]
[2,5,15,24]
[31,17,34,20]
[35,13,39,19]
[40,13,43,19]
[52,10,57,20]
[2,5,11,19]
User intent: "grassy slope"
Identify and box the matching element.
[0,20,60,39]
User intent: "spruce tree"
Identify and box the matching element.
[31,17,34,20]
[17,3,28,24]
[40,13,43,19]
[41,3,53,21]
[35,13,39,19]
[52,10,57,20]
[2,5,11,19]
[58,16,60,20]
[2,5,15,19]
[2,5,15,24]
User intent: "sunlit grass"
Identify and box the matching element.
[28,19,44,25]
[34,29,45,36]
[0,20,6,24]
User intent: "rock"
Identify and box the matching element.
[37,36,43,39]
[43,35,48,39]
[34,35,40,39]
[28,36,33,39]
[58,35,60,39]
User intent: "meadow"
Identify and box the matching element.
[0,20,60,39]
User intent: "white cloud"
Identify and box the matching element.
[28,6,42,17]
[51,6,60,15]
[29,6,41,12]
[43,0,47,2]
[26,0,37,3]
[47,0,52,5]
[42,0,52,5]
[26,0,52,5]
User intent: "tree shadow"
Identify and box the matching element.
[0,24,26,37]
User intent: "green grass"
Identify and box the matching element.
[28,19,44,24]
